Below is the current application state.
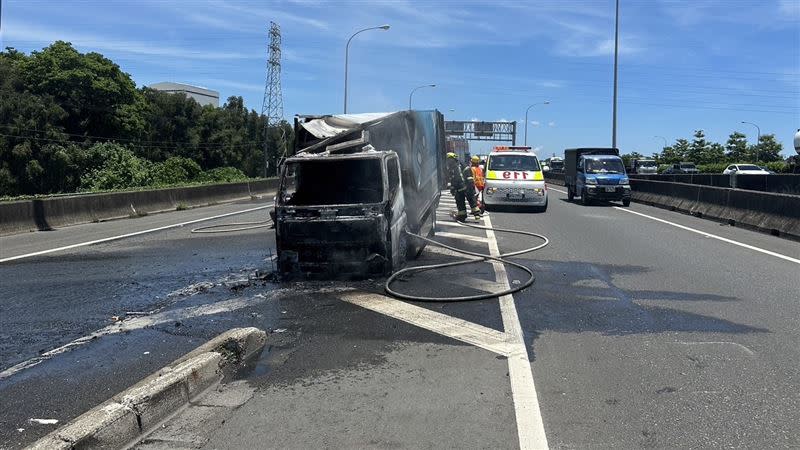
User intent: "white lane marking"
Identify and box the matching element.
[548,187,567,194]
[436,221,466,228]
[435,231,489,243]
[340,292,514,356]
[423,245,476,258]
[614,207,800,265]
[548,184,799,265]
[483,214,550,450]
[0,292,282,379]
[0,204,272,263]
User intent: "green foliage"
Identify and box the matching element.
[763,161,789,173]
[80,143,152,190]
[1,43,293,196]
[753,134,783,163]
[150,156,202,186]
[725,132,748,161]
[696,163,729,174]
[201,166,248,183]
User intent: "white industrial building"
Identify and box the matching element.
[149,82,220,107]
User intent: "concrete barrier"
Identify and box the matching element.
[629,174,800,194]
[28,327,267,450]
[630,179,800,239]
[544,172,565,185]
[0,179,280,236]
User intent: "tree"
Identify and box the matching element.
[725,132,748,162]
[702,143,725,164]
[755,134,783,163]
[621,151,643,168]
[660,139,689,163]
[19,41,141,140]
[688,129,708,163]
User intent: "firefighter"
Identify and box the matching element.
[446,153,481,221]
[470,155,485,210]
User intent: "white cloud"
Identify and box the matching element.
[3,21,258,61]
[530,121,541,127]
[538,80,564,88]
[779,0,800,17]
[548,121,556,127]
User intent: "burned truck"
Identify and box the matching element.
[275,110,445,278]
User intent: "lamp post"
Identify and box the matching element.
[654,135,667,149]
[741,121,761,164]
[612,0,620,148]
[409,84,436,110]
[524,101,550,146]
[344,24,390,113]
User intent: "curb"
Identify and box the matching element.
[27,327,267,450]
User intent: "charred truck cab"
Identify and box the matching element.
[276,111,444,279]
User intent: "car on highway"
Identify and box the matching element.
[564,148,631,207]
[663,162,700,174]
[482,146,547,212]
[723,164,771,175]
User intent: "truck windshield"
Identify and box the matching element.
[280,158,383,206]
[488,155,540,171]
[586,158,625,174]
[680,163,696,169]
[550,161,564,170]
[640,160,657,167]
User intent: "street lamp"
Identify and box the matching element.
[611,0,620,148]
[344,24,390,114]
[741,121,761,163]
[409,84,436,110]
[654,135,667,148]
[524,101,550,146]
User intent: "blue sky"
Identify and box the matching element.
[2,0,798,157]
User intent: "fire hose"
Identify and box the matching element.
[385,220,549,302]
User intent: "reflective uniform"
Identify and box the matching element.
[446,158,480,220]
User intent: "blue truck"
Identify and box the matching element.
[564,148,631,207]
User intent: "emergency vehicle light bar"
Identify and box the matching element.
[493,146,531,152]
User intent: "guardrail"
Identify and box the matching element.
[0,179,280,236]
[543,172,799,239]
[629,174,800,195]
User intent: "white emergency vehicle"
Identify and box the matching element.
[482,146,547,212]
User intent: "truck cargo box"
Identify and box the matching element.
[276,110,445,279]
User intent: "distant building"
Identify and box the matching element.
[149,82,219,107]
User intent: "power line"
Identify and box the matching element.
[0,124,263,148]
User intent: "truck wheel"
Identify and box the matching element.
[567,188,574,201]
[622,198,631,207]
[581,189,591,206]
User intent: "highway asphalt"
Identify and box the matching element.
[1,187,798,449]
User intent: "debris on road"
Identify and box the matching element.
[273,328,287,334]
[28,418,58,425]
[168,281,215,297]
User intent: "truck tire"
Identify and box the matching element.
[622,198,631,207]
[567,188,574,201]
[581,189,591,206]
